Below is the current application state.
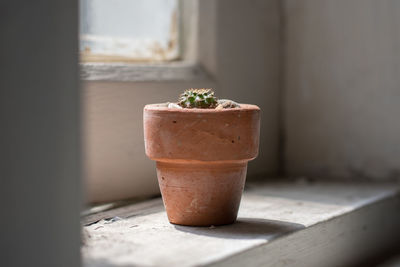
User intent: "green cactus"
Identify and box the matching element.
[178,88,218,108]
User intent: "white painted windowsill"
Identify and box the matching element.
[82,182,400,267]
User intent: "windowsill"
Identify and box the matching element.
[80,61,210,82]
[81,181,400,266]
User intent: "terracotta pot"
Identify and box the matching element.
[143,103,260,226]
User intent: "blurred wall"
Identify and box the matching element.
[284,0,400,180]
[0,1,81,266]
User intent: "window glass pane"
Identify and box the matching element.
[80,0,179,62]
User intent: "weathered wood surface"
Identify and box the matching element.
[80,62,208,82]
[82,182,400,267]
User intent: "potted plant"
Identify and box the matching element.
[143,89,260,226]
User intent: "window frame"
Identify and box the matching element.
[80,0,208,82]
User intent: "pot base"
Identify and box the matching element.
[156,161,247,226]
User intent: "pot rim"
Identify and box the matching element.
[144,103,260,113]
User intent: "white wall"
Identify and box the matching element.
[84,0,400,204]
[213,0,282,178]
[284,0,400,180]
[83,80,216,202]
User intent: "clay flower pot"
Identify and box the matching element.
[143,103,260,226]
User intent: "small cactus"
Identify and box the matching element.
[178,88,218,108]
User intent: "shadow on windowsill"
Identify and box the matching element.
[173,217,305,240]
